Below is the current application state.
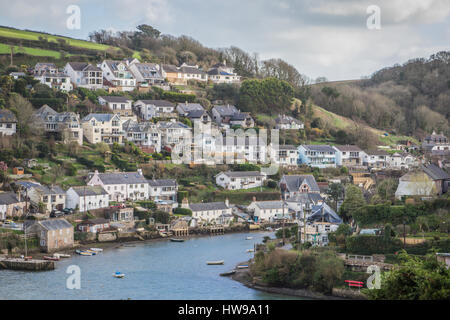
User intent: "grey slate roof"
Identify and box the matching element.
[96,172,148,185]
[177,103,204,114]
[162,64,179,73]
[422,164,450,180]
[281,175,320,193]
[301,145,336,153]
[34,185,65,195]
[70,186,108,197]
[157,121,190,129]
[186,110,207,119]
[137,100,175,107]
[213,105,238,117]
[99,96,132,103]
[39,219,73,231]
[0,109,17,123]
[334,145,363,152]
[189,202,229,212]
[219,171,265,178]
[279,145,297,150]
[286,192,323,204]
[309,202,342,223]
[67,62,101,72]
[148,179,177,187]
[0,192,21,205]
[132,63,162,79]
[82,113,116,122]
[253,201,285,210]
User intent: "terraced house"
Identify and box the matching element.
[0,109,17,136]
[100,60,136,91]
[64,62,103,90]
[148,179,178,202]
[183,199,232,223]
[65,186,110,212]
[134,100,177,120]
[98,96,134,119]
[27,184,66,213]
[298,145,337,168]
[122,119,161,152]
[82,113,123,145]
[87,169,149,202]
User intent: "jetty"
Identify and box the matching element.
[0,257,55,271]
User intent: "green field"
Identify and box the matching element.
[0,26,111,51]
[0,43,62,58]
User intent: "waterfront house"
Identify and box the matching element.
[66,186,109,212]
[27,184,66,213]
[81,113,124,145]
[298,145,337,168]
[183,199,232,224]
[34,105,83,145]
[64,62,103,90]
[247,200,289,222]
[279,175,320,199]
[98,96,134,119]
[0,192,26,220]
[304,202,342,246]
[148,179,178,202]
[122,119,162,152]
[87,169,149,202]
[99,60,136,91]
[35,72,73,92]
[215,171,267,190]
[106,207,134,223]
[76,218,111,233]
[275,115,304,130]
[333,145,366,167]
[134,100,177,120]
[0,109,17,136]
[26,219,74,252]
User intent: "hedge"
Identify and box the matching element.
[173,208,192,216]
[405,239,450,255]
[345,235,403,255]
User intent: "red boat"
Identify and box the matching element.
[43,256,60,261]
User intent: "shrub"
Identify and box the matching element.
[173,208,192,216]
[346,235,403,255]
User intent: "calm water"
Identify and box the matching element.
[0,231,302,300]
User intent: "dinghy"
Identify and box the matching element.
[90,248,103,252]
[113,272,125,278]
[76,250,94,256]
[206,260,224,265]
[54,253,71,258]
[237,265,249,269]
[170,238,185,242]
[43,256,60,261]
[246,237,253,240]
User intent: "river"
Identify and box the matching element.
[0,231,302,300]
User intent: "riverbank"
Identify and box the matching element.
[230,260,367,300]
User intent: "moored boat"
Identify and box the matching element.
[90,248,103,252]
[206,260,224,265]
[170,238,185,242]
[76,250,94,256]
[245,237,253,240]
[237,265,249,269]
[220,270,236,277]
[54,253,71,258]
[43,256,60,261]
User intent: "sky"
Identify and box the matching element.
[0,0,449,81]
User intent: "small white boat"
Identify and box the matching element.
[54,253,71,258]
[207,260,224,265]
[76,250,94,256]
[90,248,103,252]
[113,272,125,278]
[246,237,253,240]
[237,265,249,269]
[246,249,254,253]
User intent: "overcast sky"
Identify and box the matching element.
[1,0,449,80]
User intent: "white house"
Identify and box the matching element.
[298,145,337,168]
[64,62,103,90]
[271,145,299,166]
[134,100,176,120]
[35,72,73,92]
[122,120,162,152]
[148,179,178,201]
[100,60,136,91]
[87,169,149,202]
[33,63,57,76]
[128,62,164,85]
[66,186,109,212]
[247,200,289,222]
[215,171,267,190]
[184,199,232,223]
[0,109,17,136]
[98,96,134,118]
[207,61,240,84]
[333,145,366,167]
[27,185,66,213]
[275,115,304,130]
[364,150,390,168]
[157,120,192,151]
[387,152,419,169]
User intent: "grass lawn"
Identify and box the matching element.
[0,43,61,58]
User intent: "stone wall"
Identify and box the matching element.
[98,232,117,242]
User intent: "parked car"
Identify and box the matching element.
[62,208,74,215]
[50,210,64,218]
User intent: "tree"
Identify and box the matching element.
[326,183,344,211]
[339,185,366,223]
[136,24,161,38]
[365,251,450,300]
[8,94,39,141]
[416,216,428,240]
[375,178,399,203]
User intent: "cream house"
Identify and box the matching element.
[82,113,124,145]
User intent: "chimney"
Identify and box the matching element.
[225,198,229,207]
